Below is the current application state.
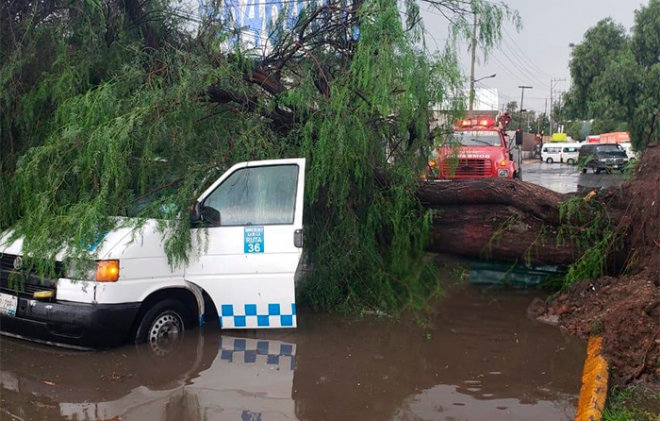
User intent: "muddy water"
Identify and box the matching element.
[0,286,585,421]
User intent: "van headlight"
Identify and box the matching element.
[498,169,509,177]
[65,258,96,280]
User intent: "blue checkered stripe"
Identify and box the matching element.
[220,337,296,371]
[220,303,297,328]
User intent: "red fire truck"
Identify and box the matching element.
[429,114,523,180]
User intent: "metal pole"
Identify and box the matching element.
[518,85,533,130]
[469,13,477,114]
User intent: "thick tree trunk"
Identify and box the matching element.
[417,179,583,266]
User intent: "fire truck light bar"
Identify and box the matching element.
[458,118,496,128]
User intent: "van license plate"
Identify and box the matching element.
[0,293,18,317]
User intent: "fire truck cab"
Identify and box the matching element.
[431,115,522,180]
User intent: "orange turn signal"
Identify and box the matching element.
[96,260,120,282]
[500,160,507,166]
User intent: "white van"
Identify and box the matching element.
[541,145,562,163]
[619,142,638,162]
[560,143,581,165]
[0,158,306,349]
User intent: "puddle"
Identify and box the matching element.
[523,161,625,194]
[0,286,584,421]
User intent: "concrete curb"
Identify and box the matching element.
[575,336,609,421]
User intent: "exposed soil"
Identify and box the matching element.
[541,144,660,385]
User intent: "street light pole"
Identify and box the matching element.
[469,13,478,114]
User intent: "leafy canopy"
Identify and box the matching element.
[564,1,660,150]
[0,0,518,312]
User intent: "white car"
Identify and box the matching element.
[0,158,306,349]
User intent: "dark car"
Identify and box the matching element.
[578,143,628,174]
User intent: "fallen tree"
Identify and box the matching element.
[417,179,580,266]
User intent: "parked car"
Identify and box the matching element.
[578,144,628,173]
[541,145,562,163]
[560,143,581,165]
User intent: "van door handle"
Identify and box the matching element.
[294,229,303,248]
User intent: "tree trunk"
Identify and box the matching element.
[417,179,583,266]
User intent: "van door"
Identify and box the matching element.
[185,159,305,329]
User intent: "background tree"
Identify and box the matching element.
[504,101,518,114]
[564,1,660,150]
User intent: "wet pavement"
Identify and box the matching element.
[0,285,586,421]
[522,160,625,194]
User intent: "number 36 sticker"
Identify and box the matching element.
[244,226,265,253]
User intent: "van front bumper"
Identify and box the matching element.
[0,296,140,349]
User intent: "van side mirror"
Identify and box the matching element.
[190,201,202,224]
[515,131,523,146]
[190,201,221,227]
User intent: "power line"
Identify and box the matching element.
[499,38,551,89]
[486,53,542,90]
[502,27,555,79]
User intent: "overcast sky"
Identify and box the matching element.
[420,0,646,113]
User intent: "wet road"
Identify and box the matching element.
[0,286,585,421]
[523,160,625,194]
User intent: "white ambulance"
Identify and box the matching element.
[0,158,306,349]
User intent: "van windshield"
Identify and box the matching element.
[128,182,181,218]
[596,145,624,152]
[446,131,502,147]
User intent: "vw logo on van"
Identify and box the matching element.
[12,256,23,270]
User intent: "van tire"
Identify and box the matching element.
[594,168,601,174]
[546,157,554,164]
[567,158,575,165]
[582,168,587,174]
[134,299,189,355]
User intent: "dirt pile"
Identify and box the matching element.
[548,144,660,384]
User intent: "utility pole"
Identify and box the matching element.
[549,78,566,135]
[518,85,533,131]
[540,97,548,135]
[468,13,478,114]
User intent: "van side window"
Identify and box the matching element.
[204,165,299,226]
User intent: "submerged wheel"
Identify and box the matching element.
[582,168,587,174]
[135,299,188,357]
[546,157,554,164]
[567,158,575,165]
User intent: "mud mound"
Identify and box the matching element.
[550,275,660,383]
[621,145,660,279]
[548,144,660,384]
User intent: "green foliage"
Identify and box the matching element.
[567,121,587,141]
[0,0,518,313]
[558,196,617,288]
[565,18,629,119]
[603,386,660,421]
[565,4,660,151]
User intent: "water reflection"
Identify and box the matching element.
[0,287,585,421]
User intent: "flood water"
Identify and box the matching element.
[523,160,624,194]
[0,286,585,421]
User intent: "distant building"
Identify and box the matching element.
[201,0,356,51]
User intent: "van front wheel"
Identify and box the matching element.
[567,158,575,165]
[135,299,187,356]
